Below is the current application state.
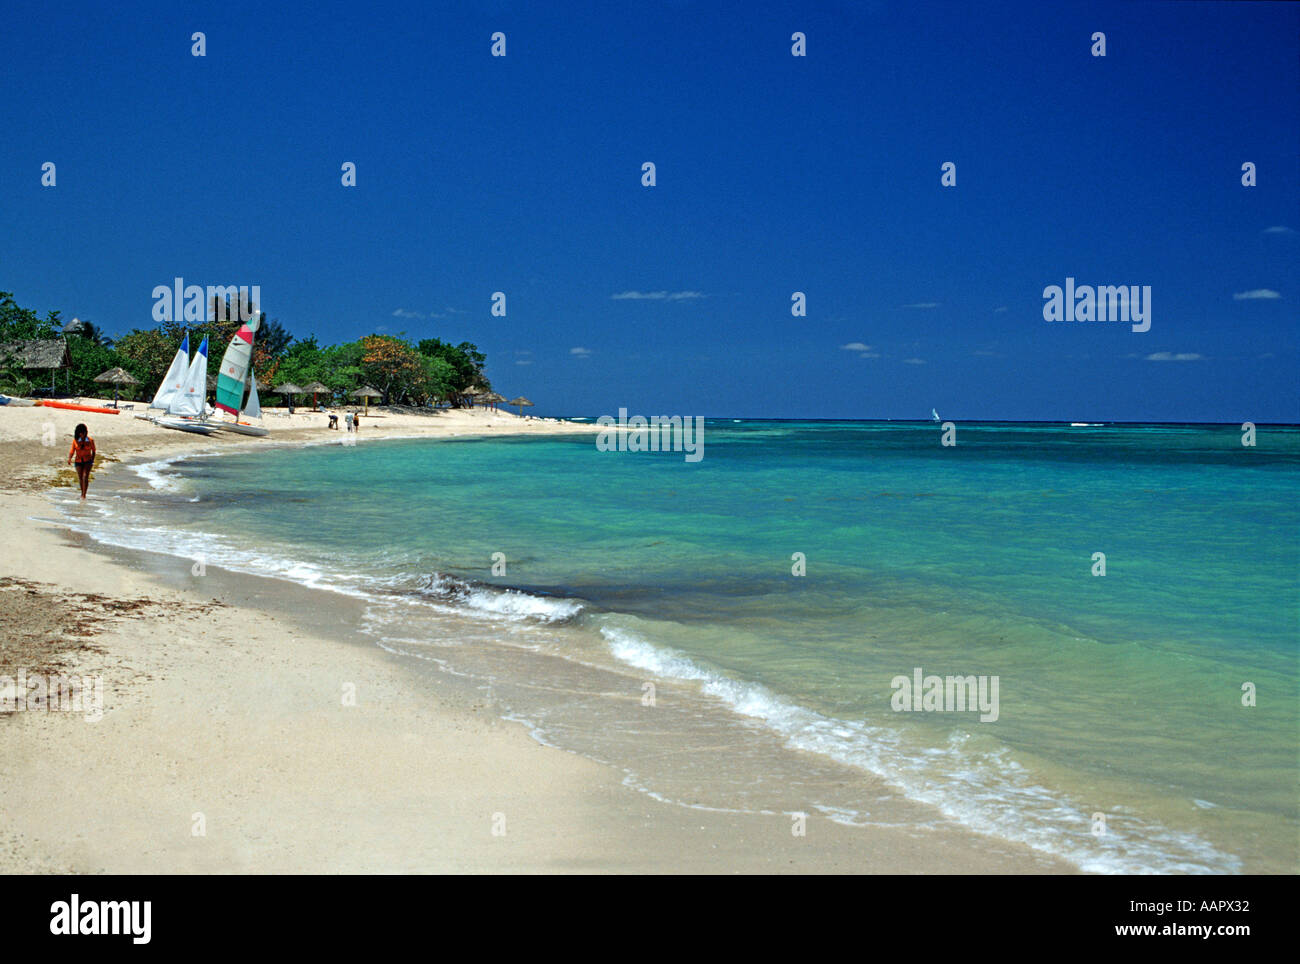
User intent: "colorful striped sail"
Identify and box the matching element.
[215,316,261,416]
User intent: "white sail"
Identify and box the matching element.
[150,334,189,410]
[169,336,209,418]
[244,373,262,420]
[932,408,941,422]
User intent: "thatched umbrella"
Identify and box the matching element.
[483,392,506,411]
[301,380,331,410]
[508,396,533,417]
[461,385,483,407]
[273,383,303,411]
[93,367,138,407]
[351,385,382,415]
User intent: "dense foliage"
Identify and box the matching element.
[0,291,490,405]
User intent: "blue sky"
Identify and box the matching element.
[2,0,1297,420]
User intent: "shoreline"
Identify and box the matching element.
[1,402,1074,872]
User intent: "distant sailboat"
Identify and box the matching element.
[932,408,941,422]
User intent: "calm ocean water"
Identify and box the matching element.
[63,421,1300,872]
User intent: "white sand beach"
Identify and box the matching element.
[0,400,1069,873]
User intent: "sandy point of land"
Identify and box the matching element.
[0,399,1072,873]
[0,398,594,494]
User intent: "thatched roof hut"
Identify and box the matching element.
[0,339,72,393]
[0,339,71,370]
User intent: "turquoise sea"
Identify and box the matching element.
[65,421,1300,872]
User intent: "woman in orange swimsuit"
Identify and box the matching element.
[67,423,96,500]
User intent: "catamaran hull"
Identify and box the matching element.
[154,418,222,435]
[220,421,268,437]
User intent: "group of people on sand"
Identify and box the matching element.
[325,411,361,432]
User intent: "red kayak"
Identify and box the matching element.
[35,400,121,415]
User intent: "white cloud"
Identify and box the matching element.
[903,357,926,365]
[610,290,706,301]
[900,302,939,309]
[993,306,1008,313]
[840,342,872,351]
[516,359,533,366]
[859,352,881,359]
[570,347,592,357]
[392,308,424,319]
[1233,289,1281,300]
[1263,226,1294,234]
[1145,352,1203,362]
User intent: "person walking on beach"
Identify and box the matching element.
[346,412,354,433]
[67,423,96,500]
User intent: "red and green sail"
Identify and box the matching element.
[214,317,261,415]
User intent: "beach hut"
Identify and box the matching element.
[508,396,533,417]
[351,385,382,414]
[301,380,331,410]
[0,338,72,395]
[92,366,139,407]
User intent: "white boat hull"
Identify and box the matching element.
[220,421,268,437]
[154,417,222,435]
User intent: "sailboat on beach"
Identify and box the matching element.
[153,336,222,434]
[146,333,191,415]
[213,316,268,437]
[136,334,222,433]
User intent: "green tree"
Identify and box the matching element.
[67,338,131,397]
[0,291,61,341]
[115,328,184,394]
[1,292,62,395]
[359,335,428,404]
[416,338,487,403]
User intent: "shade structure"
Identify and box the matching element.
[482,392,505,410]
[350,385,382,414]
[508,396,533,416]
[273,383,303,408]
[301,380,331,410]
[93,366,139,407]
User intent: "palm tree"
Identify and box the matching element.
[62,317,113,348]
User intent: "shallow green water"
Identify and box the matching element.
[92,420,1299,872]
